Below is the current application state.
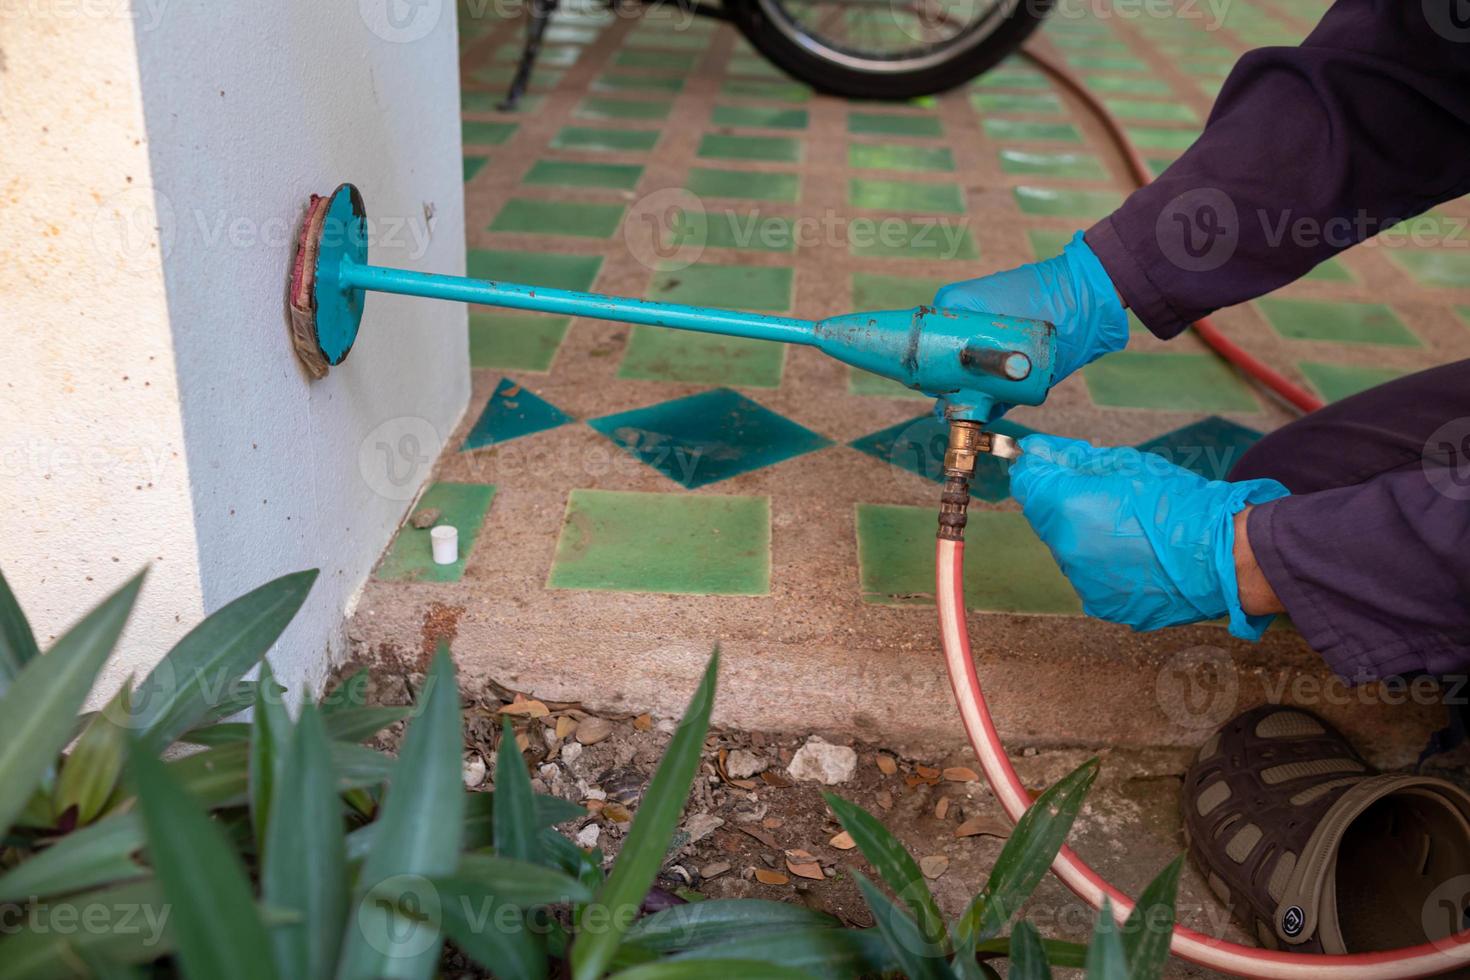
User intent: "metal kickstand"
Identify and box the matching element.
[498,0,561,111]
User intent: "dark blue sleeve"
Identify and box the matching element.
[1085,0,1470,338]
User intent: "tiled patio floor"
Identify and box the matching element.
[348,0,1466,752]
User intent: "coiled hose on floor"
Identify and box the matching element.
[932,49,1468,977]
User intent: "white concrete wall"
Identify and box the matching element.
[0,0,469,699]
[0,1,207,696]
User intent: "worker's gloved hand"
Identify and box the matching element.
[1010,433,1290,640]
[933,232,1128,411]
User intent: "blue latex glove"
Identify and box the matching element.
[933,231,1129,400]
[1010,433,1290,640]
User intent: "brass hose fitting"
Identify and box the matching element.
[937,421,1023,541]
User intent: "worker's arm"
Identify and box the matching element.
[1089,0,1470,338]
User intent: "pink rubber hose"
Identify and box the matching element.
[937,537,1470,977]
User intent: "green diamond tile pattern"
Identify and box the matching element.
[849,415,1034,501]
[849,178,965,214]
[998,149,1108,180]
[463,121,517,146]
[1134,416,1264,482]
[588,388,832,488]
[648,263,793,310]
[576,97,673,121]
[1013,186,1124,220]
[668,209,795,252]
[1082,352,1260,412]
[1257,299,1419,347]
[722,78,811,102]
[1298,361,1406,402]
[982,119,1082,143]
[489,198,626,238]
[468,312,569,371]
[856,504,1080,612]
[849,218,977,261]
[548,489,770,595]
[552,126,661,152]
[852,272,945,310]
[698,133,803,162]
[1389,250,1470,287]
[713,104,809,129]
[971,92,1065,115]
[376,482,496,584]
[618,328,786,387]
[464,156,489,182]
[523,160,644,190]
[593,71,684,93]
[461,378,573,450]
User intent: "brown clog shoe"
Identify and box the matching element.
[1183,704,1470,954]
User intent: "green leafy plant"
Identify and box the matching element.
[0,562,1185,980]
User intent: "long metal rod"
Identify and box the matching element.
[339,258,818,346]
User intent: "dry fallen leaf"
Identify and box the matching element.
[762,817,783,830]
[701,861,731,879]
[555,716,578,740]
[633,713,652,732]
[754,869,790,886]
[759,770,792,788]
[729,778,758,790]
[739,824,781,850]
[785,850,824,880]
[601,803,632,823]
[943,767,979,783]
[575,717,613,745]
[935,797,950,820]
[919,855,949,880]
[876,791,893,810]
[829,831,856,850]
[501,699,550,718]
[915,765,941,779]
[955,815,1011,840]
[875,754,898,775]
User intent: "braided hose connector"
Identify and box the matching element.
[934,418,1470,977]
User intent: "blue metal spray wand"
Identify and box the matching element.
[290,183,1055,426]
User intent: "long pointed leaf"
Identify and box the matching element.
[972,935,1087,969]
[0,573,142,837]
[131,569,316,748]
[55,681,132,825]
[264,701,347,979]
[825,793,946,951]
[0,879,172,980]
[851,871,952,980]
[249,661,292,845]
[0,565,40,694]
[571,652,718,980]
[495,717,542,865]
[0,812,146,902]
[671,926,897,980]
[1086,899,1128,980]
[626,899,839,952]
[1007,922,1053,980]
[343,790,583,861]
[335,644,465,980]
[432,854,590,980]
[1121,856,1182,980]
[955,759,1099,946]
[609,961,817,980]
[131,740,277,980]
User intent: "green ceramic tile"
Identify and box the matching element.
[549,490,770,595]
[1062,53,1148,72]
[981,118,1082,143]
[461,377,572,450]
[589,388,830,488]
[721,78,812,102]
[624,27,711,49]
[847,111,944,137]
[551,126,660,152]
[683,166,800,203]
[647,263,793,311]
[1459,306,1470,329]
[1389,250,1470,287]
[849,178,965,214]
[855,505,1080,613]
[461,90,510,112]
[971,92,1065,116]
[463,155,489,182]
[1102,97,1199,122]
[727,55,788,80]
[713,104,809,129]
[471,65,565,88]
[489,198,625,238]
[615,49,697,70]
[467,249,602,291]
[377,482,495,583]
[668,209,796,252]
[494,43,582,66]
[1082,352,1259,412]
[593,71,684,93]
[462,120,517,146]
[545,24,602,43]
[618,327,786,387]
[849,218,977,261]
[576,96,672,121]
[1135,416,1263,482]
[974,67,1052,90]
[468,312,569,371]
[523,159,643,190]
[1026,228,1072,259]
[1257,299,1418,347]
[852,272,945,310]
[849,415,1034,500]
[1298,361,1406,402]
[848,143,955,172]
[697,133,803,162]
[1013,186,1123,220]
[1146,155,1176,178]
[1124,126,1201,151]
[848,368,927,399]
[998,148,1108,180]
[1081,74,1173,95]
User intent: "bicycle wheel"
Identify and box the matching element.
[727,0,1052,99]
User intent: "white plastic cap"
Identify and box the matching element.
[430,524,458,565]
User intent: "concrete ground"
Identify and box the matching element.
[346,0,1470,968]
